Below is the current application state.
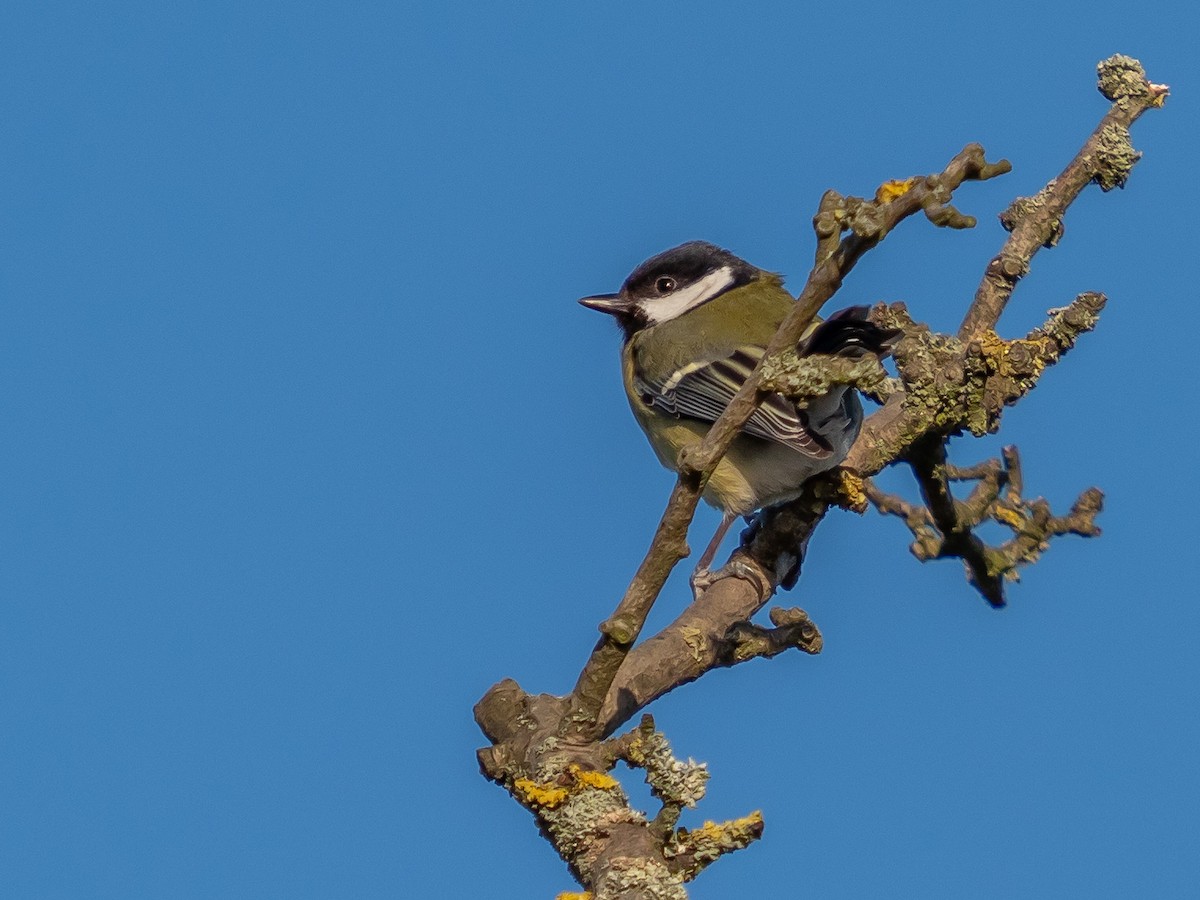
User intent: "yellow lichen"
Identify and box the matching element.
[694,810,764,843]
[555,893,592,900]
[568,764,620,791]
[725,810,764,833]
[741,810,765,825]
[992,505,1025,529]
[836,470,868,514]
[514,765,621,807]
[978,330,1007,366]
[875,177,920,203]
[695,820,724,840]
[513,777,569,809]
[978,330,1049,378]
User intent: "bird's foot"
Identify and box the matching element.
[690,558,774,602]
[690,565,718,601]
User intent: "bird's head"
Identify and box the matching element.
[578,241,762,337]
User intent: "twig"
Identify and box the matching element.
[958,56,1167,340]
[908,435,1006,606]
[869,444,1104,606]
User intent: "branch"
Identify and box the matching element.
[475,55,1166,898]
[845,287,1105,477]
[582,51,1164,744]
[958,55,1167,340]
[908,435,1007,606]
[474,704,760,900]
[595,560,825,733]
[721,607,824,663]
[564,146,1010,739]
[869,444,1103,606]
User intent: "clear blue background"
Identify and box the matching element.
[2,2,1194,897]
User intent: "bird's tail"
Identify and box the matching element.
[800,305,903,359]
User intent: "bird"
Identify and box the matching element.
[579,240,899,579]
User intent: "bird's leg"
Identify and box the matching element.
[696,511,736,571]
[690,511,737,598]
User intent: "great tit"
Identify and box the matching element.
[579,240,898,572]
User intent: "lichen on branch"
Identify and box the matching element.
[759,350,891,403]
[473,698,759,899]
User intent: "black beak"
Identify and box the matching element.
[578,293,632,316]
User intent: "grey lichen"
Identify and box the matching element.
[550,788,645,864]
[760,351,890,403]
[1036,292,1106,350]
[592,858,687,900]
[874,291,1104,443]
[1097,54,1148,101]
[891,330,977,432]
[1000,188,1063,247]
[1091,123,1141,191]
[625,725,710,809]
[512,761,641,865]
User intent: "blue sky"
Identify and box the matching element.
[1,2,1195,897]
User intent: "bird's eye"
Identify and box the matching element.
[655,276,676,294]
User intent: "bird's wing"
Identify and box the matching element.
[634,346,834,458]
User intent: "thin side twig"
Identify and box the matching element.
[958,56,1167,339]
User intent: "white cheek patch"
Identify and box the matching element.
[641,266,735,325]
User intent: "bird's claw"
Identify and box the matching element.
[691,561,772,602]
[690,566,717,601]
[690,558,773,602]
